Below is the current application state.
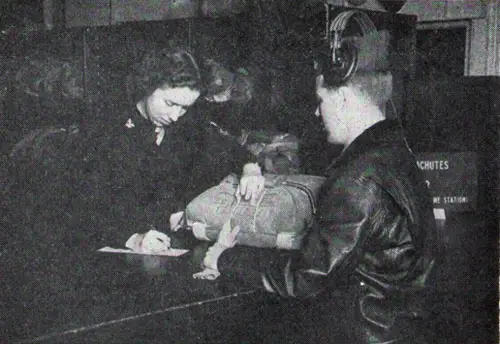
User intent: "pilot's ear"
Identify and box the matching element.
[316,75,329,101]
[315,74,325,90]
[336,85,349,101]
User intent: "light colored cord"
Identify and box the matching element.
[251,188,267,233]
[390,97,415,156]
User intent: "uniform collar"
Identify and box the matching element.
[123,109,166,146]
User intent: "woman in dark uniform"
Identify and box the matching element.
[79,48,264,240]
[7,48,264,245]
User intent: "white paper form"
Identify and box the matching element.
[97,246,189,257]
[97,229,189,257]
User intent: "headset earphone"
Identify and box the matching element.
[320,8,415,155]
[324,9,377,83]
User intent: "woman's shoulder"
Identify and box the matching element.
[82,109,152,151]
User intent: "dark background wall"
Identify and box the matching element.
[405,77,499,222]
[0,2,417,162]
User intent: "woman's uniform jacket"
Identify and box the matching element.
[78,102,256,242]
[217,120,438,343]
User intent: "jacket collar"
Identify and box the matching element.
[328,120,404,169]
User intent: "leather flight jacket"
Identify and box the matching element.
[218,120,438,343]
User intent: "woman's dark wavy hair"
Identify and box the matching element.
[128,48,202,103]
